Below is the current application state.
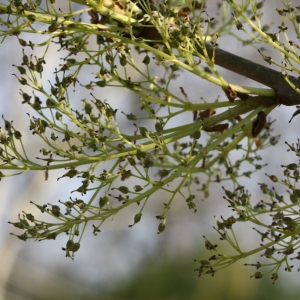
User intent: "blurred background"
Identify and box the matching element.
[1,1,300,299]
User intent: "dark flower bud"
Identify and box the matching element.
[157,222,166,234]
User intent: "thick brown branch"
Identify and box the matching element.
[204,44,300,106]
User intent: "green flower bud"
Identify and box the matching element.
[252,272,263,279]
[21,91,31,103]
[193,130,201,139]
[116,186,129,194]
[105,54,113,64]
[46,232,57,240]
[203,236,217,250]
[58,169,78,180]
[155,121,163,133]
[13,74,27,85]
[50,205,61,217]
[13,65,26,74]
[48,21,58,32]
[142,156,153,168]
[18,38,27,47]
[199,260,210,267]
[71,242,80,253]
[14,130,22,139]
[15,234,28,241]
[139,126,148,137]
[46,98,57,108]
[276,8,284,15]
[119,54,127,66]
[159,169,170,178]
[222,187,235,199]
[283,163,298,170]
[293,189,300,198]
[136,150,146,160]
[84,102,93,115]
[261,246,275,258]
[30,201,47,213]
[134,185,143,192]
[142,55,150,65]
[24,213,34,222]
[27,14,36,22]
[129,213,142,227]
[95,80,106,87]
[56,112,62,121]
[66,240,74,251]
[271,273,278,283]
[74,199,86,209]
[21,49,28,65]
[99,195,110,208]
[290,193,298,204]
[127,157,136,166]
[267,174,278,182]
[134,213,142,224]
[157,222,165,234]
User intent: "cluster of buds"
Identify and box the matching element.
[196,141,300,282]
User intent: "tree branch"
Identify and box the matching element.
[204,44,300,106]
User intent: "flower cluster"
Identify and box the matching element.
[1,1,300,281]
[196,140,300,282]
